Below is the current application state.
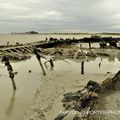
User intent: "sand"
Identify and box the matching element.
[21,47,120,120]
[23,48,120,120]
[24,70,115,120]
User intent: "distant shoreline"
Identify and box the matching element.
[0,32,119,36]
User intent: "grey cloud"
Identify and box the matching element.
[0,0,120,33]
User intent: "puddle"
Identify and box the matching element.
[53,57,120,74]
[0,56,120,120]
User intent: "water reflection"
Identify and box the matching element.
[50,66,54,71]
[71,55,120,75]
[99,62,101,68]
[44,62,54,71]
[63,59,71,64]
[108,56,115,62]
[5,91,16,116]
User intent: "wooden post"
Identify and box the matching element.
[38,60,46,75]
[81,61,84,75]
[34,48,46,75]
[44,58,54,71]
[7,42,9,46]
[2,56,16,90]
[49,59,54,67]
[8,67,16,90]
[80,44,83,52]
[11,77,16,90]
[89,41,92,51]
[49,59,54,71]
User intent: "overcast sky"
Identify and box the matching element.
[0,0,120,33]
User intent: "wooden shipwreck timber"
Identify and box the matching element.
[80,36,120,48]
[0,36,120,61]
[54,71,120,120]
[0,44,33,61]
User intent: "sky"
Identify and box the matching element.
[0,0,120,33]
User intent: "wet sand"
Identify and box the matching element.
[23,48,120,120]
[0,40,120,120]
[24,71,114,120]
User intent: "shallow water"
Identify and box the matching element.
[0,34,90,45]
[0,56,45,120]
[0,56,120,120]
[54,57,120,74]
[0,34,120,46]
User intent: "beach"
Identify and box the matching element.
[0,34,120,120]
